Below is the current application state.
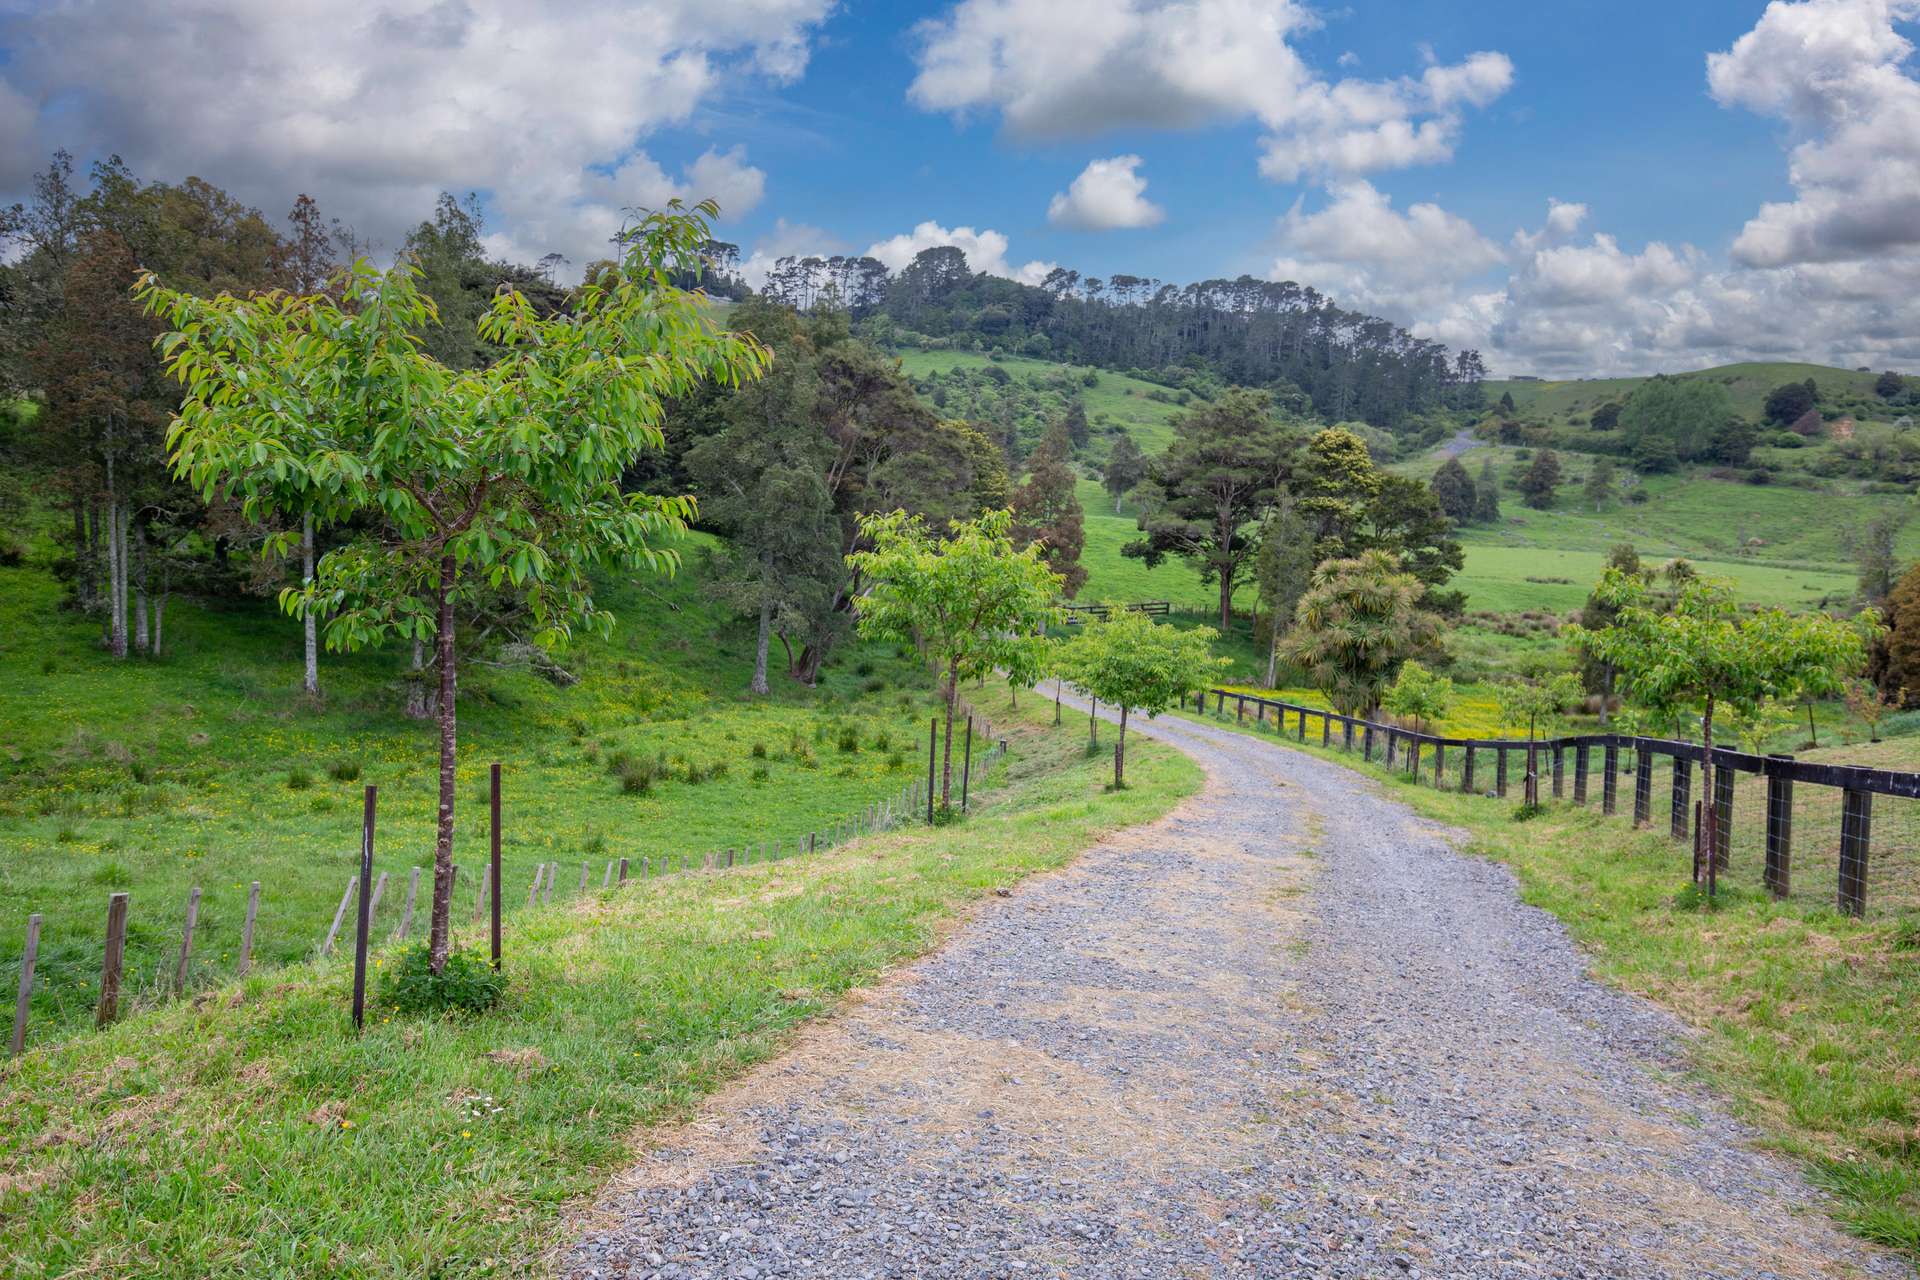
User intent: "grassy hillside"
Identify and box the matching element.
[894,349,1188,453]
[0,539,974,1042]
[1485,362,1888,428]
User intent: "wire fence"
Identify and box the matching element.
[1204,688,1920,921]
[9,715,1012,1058]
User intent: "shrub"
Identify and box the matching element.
[379,945,506,1016]
[930,803,962,827]
[854,660,875,677]
[617,760,655,795]
[886,750,905,772]
[286,767,313,791]
[862,677,886,694]
[328,759,362,782]
[872,730,892,752]
[751,763,770,782]
[584,831,608,855]
[706,760,729,782]
[836,726,860,754]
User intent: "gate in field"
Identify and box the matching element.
[1204,688,1920,920]
[1059,601,1171,623]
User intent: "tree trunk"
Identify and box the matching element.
[132,532,149,656]
[1805,701,1818,748]
[750,599,772,695]
[302,511,320,698]
[1088,696,1099,746]
[428,553,459,974]
[406,635,431,720]
[109,501,128,660]
[152,592,166,658]
[1598,664,1613,726]
[1265,627,1281,689]
[940,664,957,807]
[1116,705,1128,787]
[1054,679,1062,725]
[70,498,94,613]
[1218,572,1233,632]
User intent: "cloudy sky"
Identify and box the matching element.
[2,0,1916,377]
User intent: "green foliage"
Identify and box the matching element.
[1381,660,1455,734]
[1620,376,1735,464]
[1430,456,1475,522]
[1491,671,1583,739]
[1519,448,1563,509]
[285,767,312,791]
[1285,550,1445,717]
[378,944,507,1016]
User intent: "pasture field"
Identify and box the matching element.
[892,349,1188,452]
[0,543,975,1042]
[1483,362,1887,427]
[0,685,1201,1278]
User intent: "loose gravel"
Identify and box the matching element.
[562,701,1910,1279]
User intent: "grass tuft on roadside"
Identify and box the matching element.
[0,685,1200,1279]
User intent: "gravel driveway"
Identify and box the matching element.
[562,700,1909,1279]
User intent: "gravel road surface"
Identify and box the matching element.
[562,700,1908,1279]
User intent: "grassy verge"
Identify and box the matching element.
[1185,703,1920,1258]
[0,684,1201,1278]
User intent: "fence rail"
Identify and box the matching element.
[1203,687,1920,920]
[1060,600,1171,623]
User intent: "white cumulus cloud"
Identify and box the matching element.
[1047,155,1165,230]
[909,0,1512,182]
[864,220,1055,284]
[0,0,830,267]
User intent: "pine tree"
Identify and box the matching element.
[1520,448,1562,509]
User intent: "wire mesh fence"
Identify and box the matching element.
[1204,688,1920,921]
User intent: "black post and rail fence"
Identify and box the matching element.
[1198,687,1920,921]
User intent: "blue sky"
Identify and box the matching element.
[3,0,1917,377]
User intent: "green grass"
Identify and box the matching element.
[0,543,978,1041]
[1485,362,1888,427]
[893,349,1188,453]
[1185,708,1920,1258]
[0,684,1202,1277]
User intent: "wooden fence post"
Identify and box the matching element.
[579,861,590,894]
[1235,696,1244,723]
[1634,750,1653,827]
[1551,745,1564,799]
[1385,730,1397,768]
[490,762,503,972]
[541,862,554,907]
[526,863,543,908]
[927,718,937,823]
[1462,745,1476,794]
[172,886,202,996]
[322,876,357,957]
[1764,755,1794,898]
[1573,745,1590,805]
[1602,744,1619,815]
[618,857,630,883]
[962,715,974,811]
[351,785,377,1032]
[393,866,420,942]
[1839,788,1871,916]
[11,914,41,1057]
[1434,742,1445,788]
[1670,757,1692,842]
[602,861,614,889]
[238,880,261,976]
[1320,714,1331,747]
[1495,747,1508,798]
[366,871,389,921]
[96,892,130,1029]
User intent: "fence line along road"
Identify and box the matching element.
[1203,687,1920,920]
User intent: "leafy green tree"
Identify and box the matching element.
[1875,370,1906,399]
[1382,660,1453,734]
[1576,544,1650,723]
[1429,456,1475,522]
[1590,401,1622,431]
[1293,426,1379,560]
[1492,670,1583,805]
[848,508,1063,808]
[1848,510,1905,607]
[1062,399,1091,450]
[1498,390,1516,414]
[1124,389,1293,629]
[1620,376,1734,464]
[1569,572,1876,894]
[1010,421,1087,596]
[145,203,769,973]
[1763,380,1816,425]
[1473,458,1502,524]
[1519,448,1563,509]
[1285,550,1444,719]
[1876,561,1920,706]
[1063,611,1225,786]
[1102,433,1148,513]
[1253,494,1313,687]
[1582,455,1617,511]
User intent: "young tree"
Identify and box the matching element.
[848,508,1063,808]
[1124,389,1293,629]
[1253,494,1314,687]
[1845,678,1895,742]
[1285,550,1444,719]
[146,202,769,974]
[1491,670,1583,805]
[1875,370,1906,399]
[1582,455,1617,511]
[1473,458,1502,524]
[1382,660,1454,735]
[1519,448,1563,508]
[1590,401,1622,432]
[1569,572,1876,896]
[1064,610,1225,786]
[1429,456,1475,522]
[1102,433,1147,513]
[1498,390,1516,415]
[1847,510,1905,607]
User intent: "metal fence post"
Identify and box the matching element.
[1764,755,1794,898]
[1633,748,1652,827]
[1601,744,1619,815]
[1839,788,1871,916]
[1671,756,1692,842]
